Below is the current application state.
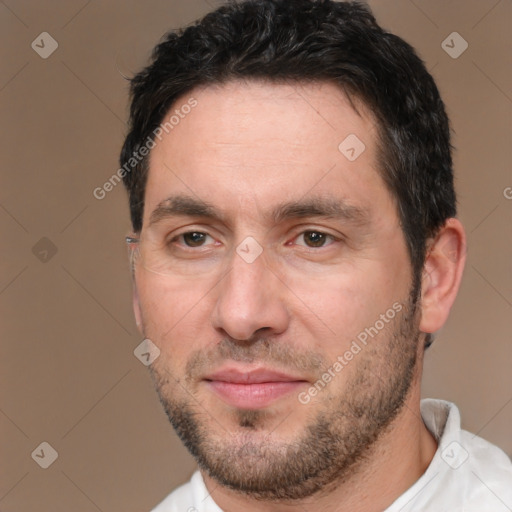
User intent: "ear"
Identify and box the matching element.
[127,233,144,334]
[132,282,143,335]
[419,218,467,334]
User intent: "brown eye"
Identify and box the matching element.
[301,231,330,248]
[182,232,209,247]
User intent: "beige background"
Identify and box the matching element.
[1,0,510,510]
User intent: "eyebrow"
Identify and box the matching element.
[149,195,223,226]
[270,197,369,225]
[148,194,369,228]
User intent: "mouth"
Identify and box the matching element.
[203,367,309,409]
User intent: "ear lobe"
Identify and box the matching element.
[419,218,467,334]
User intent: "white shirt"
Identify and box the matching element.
[151,399,512,511]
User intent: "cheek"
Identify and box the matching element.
[285,262,407,350]
[297,277,377,342]
[137,274,212,356]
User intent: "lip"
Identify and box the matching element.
[203,367,308,409]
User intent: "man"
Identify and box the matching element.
[120,0,512,510]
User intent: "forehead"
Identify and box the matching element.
[144,79,391,228]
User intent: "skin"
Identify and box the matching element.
[130,80,466,511]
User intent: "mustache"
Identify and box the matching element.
[185,336,327,380]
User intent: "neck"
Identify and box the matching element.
[202,383,437,512]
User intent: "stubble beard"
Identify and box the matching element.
[147,291,421,502]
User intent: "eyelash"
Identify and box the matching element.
[169,230,339,251]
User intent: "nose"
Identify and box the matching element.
[211,249,290,341]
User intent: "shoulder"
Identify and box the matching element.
[150,471,222,512]
[427,398,512,494]
[387,399,512,511]
[458,428,512,500]
[150,476,195,512]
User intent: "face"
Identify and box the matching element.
[132,80,422,500]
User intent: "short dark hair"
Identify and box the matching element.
[120,0,456,285]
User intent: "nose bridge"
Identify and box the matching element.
[223,248,271,312]
[212,247,289,340]
[226,247,271,300]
